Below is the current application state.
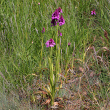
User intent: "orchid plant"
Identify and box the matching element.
[45,7,65,106]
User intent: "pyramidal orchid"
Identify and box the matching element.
[48,7,65,106]
[45,38,56,48]
[51,7,65,26]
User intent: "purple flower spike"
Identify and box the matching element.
[42,27,45,33]
[52,10,60,20]
[45,38,56,48]
[51,19,57,26]
[58,15,65,26]
[51,8,65,27]
[91,9,96,15]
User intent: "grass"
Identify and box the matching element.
[0,0,110,109]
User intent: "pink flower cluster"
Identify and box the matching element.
[51,7,65,26]
[45,38,56,48]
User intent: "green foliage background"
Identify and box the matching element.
[0,0,110,109]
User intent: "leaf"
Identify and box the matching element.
[41,99,51,105]
[54,102,59,106]
[102,47,110,51]
[34,89,47,95]
[89,71,94,77]
[51,102,59,108]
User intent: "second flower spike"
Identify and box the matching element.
[45,38,56,48]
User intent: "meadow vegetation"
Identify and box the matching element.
[0,0,110,109]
